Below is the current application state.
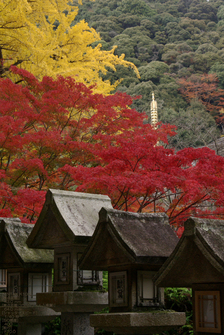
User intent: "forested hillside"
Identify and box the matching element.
[74,0,224,148]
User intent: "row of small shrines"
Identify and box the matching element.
[0,189,224,335]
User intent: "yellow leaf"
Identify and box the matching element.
[0,0,139,94]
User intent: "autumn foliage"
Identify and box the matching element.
[1,67,224,235]
[178,74,224,127]
[0,0,138,94]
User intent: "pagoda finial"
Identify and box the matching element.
[150,92,158,128]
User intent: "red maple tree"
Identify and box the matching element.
[63,135,224,233]
[1,67,224,235]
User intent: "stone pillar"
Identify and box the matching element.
[18,321,42,335]
[61,312,94,335]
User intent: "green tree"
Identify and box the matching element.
[117,14,141,29]
[140,19,158,38]
[162,50,179,65]
[118,81,155,114]
[196,43,219,54]
[138,61,169,84]
[110,34,136,59]
[210,63,224,89]
[185,2,217,23]
[193,53,221,73]
[154,12,178,26]
[157,79,186,111]
[217,5,224,21]
[177,52,195,68]
[115,0,156,17]
[160,100,220,150]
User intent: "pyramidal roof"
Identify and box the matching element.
[27,189,113,249]
[154,217,224,287]
[79,208,179,271]
[0,218,53,267]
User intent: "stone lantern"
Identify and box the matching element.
[0,217,59,335]
[26,189,112,335]
[79,207,186,334]
[154,217,224,335]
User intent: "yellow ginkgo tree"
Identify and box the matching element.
[0,0,139,93]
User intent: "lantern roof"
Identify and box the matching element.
[26,189,113,249]
[154,217,224,287]
[0,218,53,268]
[79,208,178,271]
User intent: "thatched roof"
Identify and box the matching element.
[79,208,178,271]
[0,218,53,268]
[27,189,112,249]
[154,217,224,287]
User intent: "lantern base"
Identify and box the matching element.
[90,311,186,334]
[36,291,108,312]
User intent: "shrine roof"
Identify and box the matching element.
[0,218,53,266]
[154,217,224,287]
[26,189,113,249]
[79,208,179,270]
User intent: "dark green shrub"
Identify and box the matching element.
[162,288,193,335]
[43,316,61,335]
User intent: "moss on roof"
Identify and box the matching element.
[0,218,53,264]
